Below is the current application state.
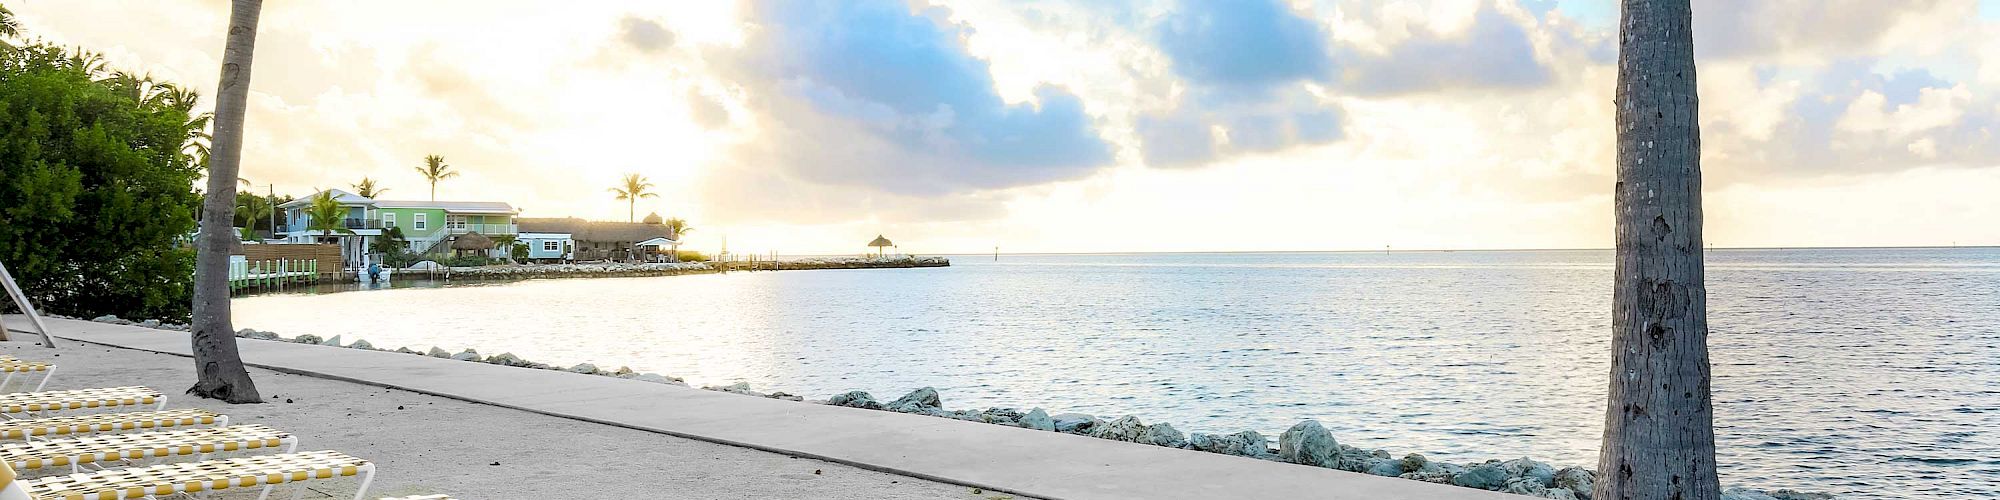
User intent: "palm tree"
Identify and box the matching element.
[663,217,691,261]
[0,4,21,39]
[415,154,456,201]
[188,0,264,404]
[351,177,388,198]
[1595,1,1718,499]
[607,173,658,223]
[303,190,359,269]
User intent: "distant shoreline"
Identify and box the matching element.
[955,245,1999,257]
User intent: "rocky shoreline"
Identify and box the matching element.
[82,314,1837,500]
[404,256,949,281]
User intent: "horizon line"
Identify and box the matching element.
[905,244,1999,257]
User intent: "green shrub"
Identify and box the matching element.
[675,250,708,262]
[0,43,204,321]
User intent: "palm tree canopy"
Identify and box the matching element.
[0,4,21,38]
[303,191,355,235]
[417,155,457,180]
[609,173,658,201]
[664,217,692,239]
[351,177,387,198]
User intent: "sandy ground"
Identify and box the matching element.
[0,338,1031,500]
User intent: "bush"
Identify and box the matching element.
[674,250,708,262]
[441,254,493,267]
[0,44,204,321]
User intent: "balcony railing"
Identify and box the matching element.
[277,218,381,234]
[446,223,517,235]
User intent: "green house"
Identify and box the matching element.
[279,189,518,267]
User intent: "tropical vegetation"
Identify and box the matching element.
[416,154,455,201]
[350,176,387,198]
[0,36,204,320]
[608,173,657,223]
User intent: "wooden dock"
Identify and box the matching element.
[228,258,321,292]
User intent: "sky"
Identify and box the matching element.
[14,0,2000,255]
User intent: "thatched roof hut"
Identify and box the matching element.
[452,232,495,250]
[868,235,893,248]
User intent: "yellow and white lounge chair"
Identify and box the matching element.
[0,361,54,394]
[0,424,294,475]
[380,496,456,500]
[0,409,225,441]
[0,450,373,500]
[0,388,162,419]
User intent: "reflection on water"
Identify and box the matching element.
[233,247,2000,498]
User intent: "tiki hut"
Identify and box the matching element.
[451,232,495,257]
[868,235,893,257]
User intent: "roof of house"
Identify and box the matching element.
[277,189,371,209]
[372,200,517,214]
[634,236,679,247]
[516,217,672,244]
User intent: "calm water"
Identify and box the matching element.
[234,248,2000,497]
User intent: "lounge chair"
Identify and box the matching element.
[0,388,162,419]
[0,450,373,500]
[0,409,225,441]
[379,496,456,500]
[0,424,294,475]
[0,361,53,393]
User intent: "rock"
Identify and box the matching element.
[1365,457,1404,477]
[827,391,883,410]
[235,328,256,338]
[485,352,531,367]
[1140,422,1186,448]
[395,347,419,354]
[705,382,766,397]
[1552,467,1595,499]
[568,363,600,374]
[614,366,635,377]
[1399,463,1459,484]
[1537,488,1581,500]
[887,387,942,412]
[1502,457,1557,488]
[138,319,161,328]
[427,347,452,358]
[348,339,374,350]
[1051,413,1100,434]
[250,330,280,340]
[766,392,804,402]
[1401,453,1429,474]
[91,315,123,324]
[1018,409,1055,431]
[449,349,482,362]
[1503,477,1550,495]
[1189,431,1269,457]
[1452,462,1510,490]
[321,335,342,346]
[294,334,323,345]
[978,407,1024,425]
[1333,445,1376,472]
[1091,416,1149,442]
[1277,420,1339,467]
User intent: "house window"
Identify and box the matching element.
[542,241,560,252]
[446,214,467,230]
[413,213,428,230]
[382,213,396,228]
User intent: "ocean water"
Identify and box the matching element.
[233,248,2000,497]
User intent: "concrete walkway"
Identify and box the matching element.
[36,317,1512,500]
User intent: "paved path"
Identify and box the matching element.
[39,317,1513,500]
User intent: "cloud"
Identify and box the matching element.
[1135,0,1345,168]
[618,16,676,54]
[1154,0,1333,90]
[686,88,729,129]
[1335,3,1552,95]
[1692,0,1946,61]
[704,0,1115,213]
[1704,61,2000,182]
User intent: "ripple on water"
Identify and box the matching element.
[235,248,2000,498]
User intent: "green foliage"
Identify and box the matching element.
[369,226,406,255]
[664,217,692,239]
[302,191,353,239]
[440,254,493,267]
[674,250,707,262]
[0,43,203,320]
[510,241,530,261]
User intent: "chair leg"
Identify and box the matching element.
[289,481,309,500]
[256,484,274,500]
[350,464,377,500]
[34,368,51,392]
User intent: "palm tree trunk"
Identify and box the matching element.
[1595,1,1717,499]
[188,0,265,404]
